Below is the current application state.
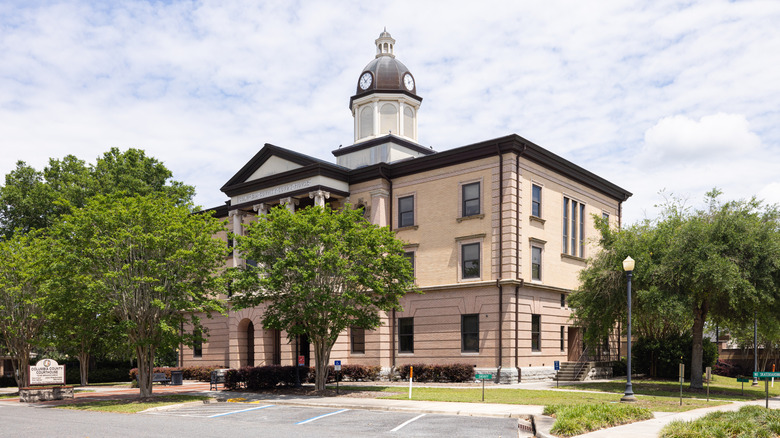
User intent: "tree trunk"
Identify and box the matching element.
[78,351,90,386]
[11,345,31,389]
[313,340,332,392]
[690,304,707,389]
[136,345,155,399]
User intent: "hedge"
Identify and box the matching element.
[129,365,225,382]
[224,366,309,390]
[398,363,474,382]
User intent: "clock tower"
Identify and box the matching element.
[349,29,422,145]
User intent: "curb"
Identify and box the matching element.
[531,414,556,438]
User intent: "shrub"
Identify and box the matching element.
[223,365,310,390]
[612,357,627,377]
[129,365,225,382]
[545,403,653,437]
[633,332,718,379]
[340,364,380,381]
[398,363,475,382]
[712,359,747,378]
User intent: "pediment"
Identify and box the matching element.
[245,155,302,182]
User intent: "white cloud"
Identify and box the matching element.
[0,0,779,223]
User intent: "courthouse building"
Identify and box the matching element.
[182,30,631,382]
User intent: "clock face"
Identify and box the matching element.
[403,73,415,91]
[359,72,372,90]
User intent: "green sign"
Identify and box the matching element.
[475,373,493,380]
[753,372,780,378]
[736,377,751,382]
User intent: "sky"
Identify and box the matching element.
[1,0,778,224]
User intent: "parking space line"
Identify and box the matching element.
[295,409,349,425]
[208,404,274,418]
[390,413,426,432]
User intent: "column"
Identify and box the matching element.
[280,197,299,212]
[370,188,389,227]
[253,203,269,216]
[309,190,330,208]
[229,209,245,268]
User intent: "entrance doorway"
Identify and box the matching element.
[297,334,310,367]
[568,327,582,362]
[246,321,254,367]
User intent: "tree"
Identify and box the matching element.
[230,205,415,392]
[571,192,780,389]
[0,232,49,388]
[54,194,227,398]
[0,148,195,239]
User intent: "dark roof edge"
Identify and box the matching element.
[332,134,436,157]
[349,89,422,108]
[222,162,350,197]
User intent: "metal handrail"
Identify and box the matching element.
[572,346,592,380]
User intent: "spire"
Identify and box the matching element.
[375,29,396,58]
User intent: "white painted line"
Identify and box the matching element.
[390,413,426,432]
[295,409,350,424]
[208,404,274,418]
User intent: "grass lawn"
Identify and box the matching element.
[336,385,729,412]
[560,375,780,401]
[545,403,654,437]
[55,394,211,413]
[0,393,17,399]
[660,405,780,438]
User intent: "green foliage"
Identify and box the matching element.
[54,194,227,398]
[0,232,50,387]
[0,148,194,239]
[229,205,415,391]
[398,363,475,382]
[570,191,780,389]
[544,403,653,436]
[633,333,717,379]
[660,405,780,438]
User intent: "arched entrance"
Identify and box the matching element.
[237,318,255,367]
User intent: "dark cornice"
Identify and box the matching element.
[222,162,350,197]
[195,203,229,218]
[348,89,422,109]
[347,134,632,202]
[228,185,351,211]
[332,134,436,158]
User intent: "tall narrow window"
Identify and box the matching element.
[398,196,414,227]
[380,103,397,135]
[531,314,541,352]
[462,242,480,279]
[403,106,414,138]
[562,198,569,253]
[404,251,415,277]
[571,200,578,254]
[350,327,365,354]
[560,326,565,351]
[359,106,373,139]
[579,203,585,258]
[462,182,480,217]
[531,246,542,281]
[461,314,479,352]
[602,212,610,221]
[398,317,414,353]
[193,328,202,358]
[532,184,542,217]
[561,293,566,308]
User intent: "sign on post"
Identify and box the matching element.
[29,359,65,386]
[554,361,560,371]
[298,355,305,366]
[334,360,341,394]
[475,373,493,401]
[753,372,779,409]
[334,360,341,371]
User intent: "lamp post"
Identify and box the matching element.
[621,256,637,402]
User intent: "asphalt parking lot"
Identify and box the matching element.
[146,402,527,437]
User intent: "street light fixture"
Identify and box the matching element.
[621,256,637,402]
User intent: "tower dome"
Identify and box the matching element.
[354,28,417,95]
[350,30,422,146]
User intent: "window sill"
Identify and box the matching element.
[457,214,484,223]
[459,277,482,283]
[350,352,366,356]
[398,352,414,356]
[461,352,480,355]
[396,225,419,231]
[530,215,545,225]
[561,253,586,262]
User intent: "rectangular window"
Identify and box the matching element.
[531,314,541,352]
[462,182,480,217]
[404,251,415,277]
[562,198,569,253]
[398,195,414,228]
[579,203,585,258]
[193,328,202,358]
[532,184,542,217]
[571,200,578,254]
[531,246,542,281]
[560,326,565,351]
[461,242,480,279]
[350,327,365,354]
[398,317,414,353]
[602,212,609,221]
[561,293,566,308]
[461,314,479,352]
